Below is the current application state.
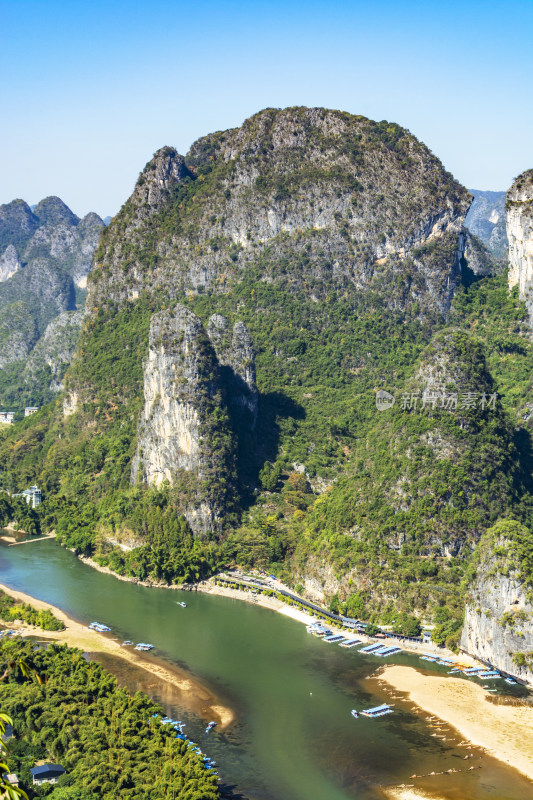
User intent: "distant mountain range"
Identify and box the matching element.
[465,189,507,259]
[0,196,104,411]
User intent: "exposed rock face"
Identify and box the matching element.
[507,170,533,321]
[0,244,22,282]
[91,107,471,317]
[206,315,258,426]
[23,198,104,289]
[131,305,247,533]
[461,525,533,684]
[23,310,85,392]
[465,190,508,259]
[0,301,38,366]
[463,229,503,276]
[0,196,104,406]
[0,199,38,252]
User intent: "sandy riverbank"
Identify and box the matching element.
[379,665,533,782]
[195,579,473,663]
[383,790,447,800]
[0,582,234,729]
[66,555,471,665]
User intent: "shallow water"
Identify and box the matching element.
[1,539,531,800]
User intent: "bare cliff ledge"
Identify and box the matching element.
[460,520,533,685]
[131,305,256,534]
[507,169,533,322]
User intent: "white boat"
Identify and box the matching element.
[351,709,358,718]
[360,704,394,718]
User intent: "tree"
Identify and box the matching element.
[392,613,421,637]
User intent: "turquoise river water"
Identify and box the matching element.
[1,538,532,800]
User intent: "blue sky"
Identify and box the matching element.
[1,0,532,216]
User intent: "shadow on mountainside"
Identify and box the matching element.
[232,390,305,509]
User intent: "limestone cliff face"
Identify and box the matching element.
[206,315,258,426]
[91,107,471,317]
[131,305,254,533]
[507,170,533,320]
[465,190,508,259]
[461,531,533,684]
[0,196,104,407]
[463,230,503,276]
[0,245,22,282]
[23,310,85,392]
[24,198,104,289]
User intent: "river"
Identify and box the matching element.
[1,538,532,800]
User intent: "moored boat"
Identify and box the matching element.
[360,704,394,718]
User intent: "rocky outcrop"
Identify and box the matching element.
[0,245,22,282]
[0,196,104,407]
[24,198,105,289]
[0,199,38,252]
[23,309,85,392]
[131,305,245,534]
[0,301,38,366]
[461,520,533,684]
[463,230,503,276]
[91,107,471,317]
[465,189,508,259]
[206,315,258,427]
[507,170,533,321]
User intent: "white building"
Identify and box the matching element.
[0,412,15,424]
[30,764,66,786]
[13,485,42,508]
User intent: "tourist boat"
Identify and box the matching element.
[505,677,517,685]
[360,704,394,718]
[359,643,385,654]
[340,639,361,648]
[121,640,134,646]
[88,622,111,632]
[205,721,217,733]
[374,646,402,657]
[350,709,358,718]
[135,642,154,651]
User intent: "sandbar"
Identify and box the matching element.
[0,582,234,729]
[380,665,533,782]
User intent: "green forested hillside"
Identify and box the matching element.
[0,109,531,643]
[0,638,219,799]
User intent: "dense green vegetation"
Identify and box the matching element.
[2,266,533,641]
[0,591,63,631]
[0,492,40,536]
[472,519,533,595]
[1,108,532,645]
[0,638,219,799]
